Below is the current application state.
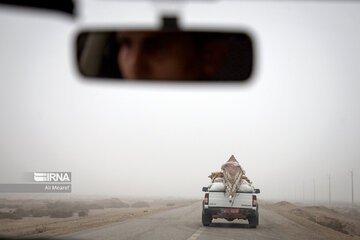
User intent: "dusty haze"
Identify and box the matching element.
[0,1,359,203]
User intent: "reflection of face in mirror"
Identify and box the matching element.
[116,32,228,81]
[77,31,253,81]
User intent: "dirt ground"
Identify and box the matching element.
[0,197,196,238]
[2,197,359,239]
[263,200,360,240]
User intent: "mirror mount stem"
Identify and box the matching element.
[161,16,179,31]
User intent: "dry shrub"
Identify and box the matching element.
[78,210,89,217]
[49,209,74,218]
[87,203,104,210]
[13,208,31,217]
[317,217,349,235]
[102,198,129,208]
[131,201,150,208]
[290,208,312,218]
[35,224,47,233]
[0,203,20,208]
[47,201,72,209]
[0,211,22,220]
[29,208,49,217]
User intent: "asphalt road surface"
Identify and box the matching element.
[56,202,329,240]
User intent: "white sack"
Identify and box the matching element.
[239,180,254,193]
[209,182,225,191]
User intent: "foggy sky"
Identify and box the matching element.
[0,1,359,203]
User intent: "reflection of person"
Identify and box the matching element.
[117,32,228,81]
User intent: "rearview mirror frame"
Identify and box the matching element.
[76,29,254,83]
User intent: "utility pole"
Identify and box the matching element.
[313,178,316,203]
[302,181,305,201]
[287,185,290,201]
[328,175,331,204]
[351,169,354,205]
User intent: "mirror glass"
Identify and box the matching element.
[76,30,253,82]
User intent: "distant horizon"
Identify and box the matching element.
[0,194,359,206]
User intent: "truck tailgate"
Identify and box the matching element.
[208,192,253,209]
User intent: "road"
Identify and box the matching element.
[56,202,329,240]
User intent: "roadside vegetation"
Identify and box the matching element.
[264,201,360,238]
[0,198,140,219]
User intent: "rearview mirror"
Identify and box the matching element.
[254,189,260,194]
[76,30,254,82]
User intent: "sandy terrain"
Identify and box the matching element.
[263,200,360,240]
[0,197,196,238]
[2,197,359,239]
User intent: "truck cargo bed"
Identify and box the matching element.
[208,191,254,209]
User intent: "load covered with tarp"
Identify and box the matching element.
[208,155,254,197]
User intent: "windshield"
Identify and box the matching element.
[0,1,359,239]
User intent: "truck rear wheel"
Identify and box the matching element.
[202,211,212,226]
[248,213,259,228]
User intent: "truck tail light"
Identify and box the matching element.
[252,195,257,207]
[204,193,209,205]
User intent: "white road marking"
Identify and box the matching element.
[187,227,204,240]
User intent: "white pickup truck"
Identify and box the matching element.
[202,186,260,227]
